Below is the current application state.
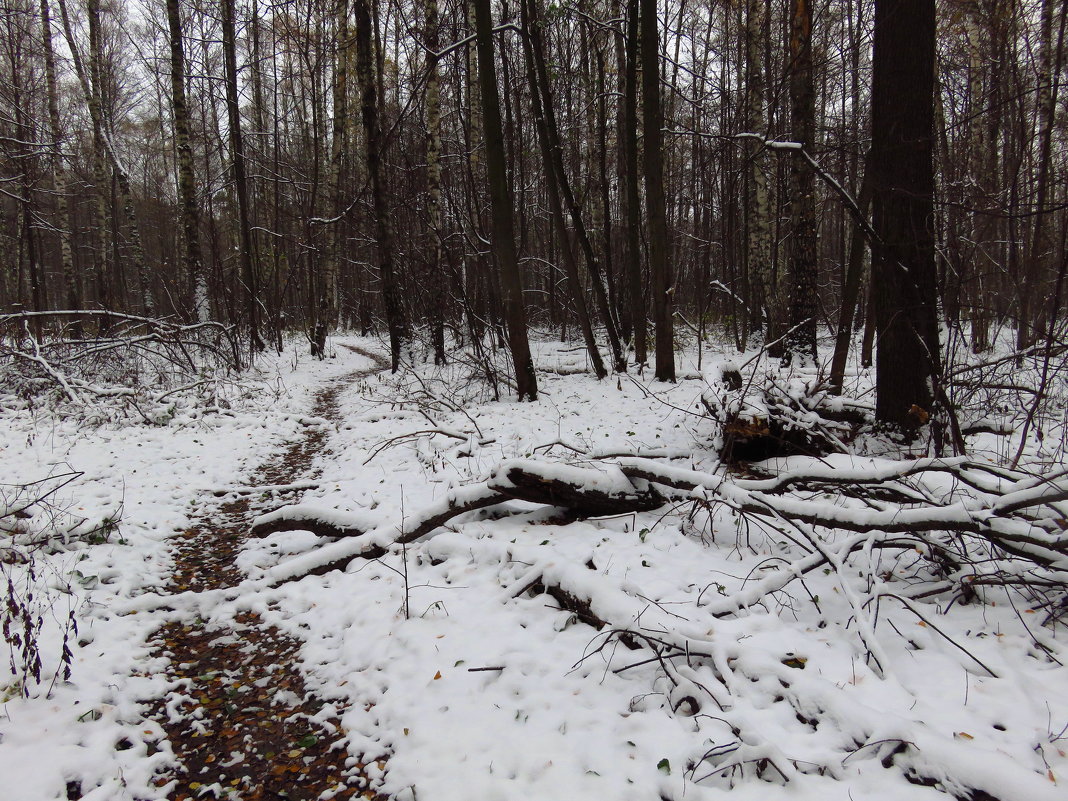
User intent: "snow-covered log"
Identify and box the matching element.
[487,459,664,515]
[615,458,1068,571]
[253,482,506,552]
[256,456,1067,638]
[250,504,382,539]
[256,460,664,572]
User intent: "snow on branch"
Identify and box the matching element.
[254,457,1067,603]
[615,457,1068,571]
[255,460,664,579]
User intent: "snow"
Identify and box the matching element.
[251,503,384,536]
[2,335,1067,801]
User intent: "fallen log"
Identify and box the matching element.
[615,457,1068,571]
[257,460,662,547]
[250,504,381,539]
[256,461,665,579]
[258,456,1066,596]
[487,459,663,515]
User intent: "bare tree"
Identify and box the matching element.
[870,0,942,433]
[220,0,262,354]
[640,0,674,381]
[166,0,205,321]
[784,0,818,365]
[621,0,646,365]
[473,0,537,400]
[355,0,408,370]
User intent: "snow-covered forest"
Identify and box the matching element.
[2,0,1068,799]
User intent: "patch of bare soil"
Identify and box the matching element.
[143,346,391,801]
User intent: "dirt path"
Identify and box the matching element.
[146,345,390,801]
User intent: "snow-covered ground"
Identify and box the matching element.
[2,334,1066,800]
[0,344,365,800]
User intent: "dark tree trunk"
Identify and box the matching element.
[829,150,874,393]
[622,0,646,365]
[525,0,625,373]
[785,0,818,365]
[40,0,79,320]
[520,0,605,378]
[870,0,941,432]
[221,0,263,356]
[473,0,537,400]
[355,0,408,371]
[640,0,674,381]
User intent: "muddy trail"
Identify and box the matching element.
[144,345,391,801]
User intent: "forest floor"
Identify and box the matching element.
[1,334,1066,801]
[144,344,390,801]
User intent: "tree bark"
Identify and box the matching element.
[221,0,263,356]
[640,0,674,381]
[870,0,941,432]
[521,0,605,378]
[310,0,350,358]
[39,0,79,319]
[355,0,408,371]
[166,0,206,321]
[1019,0,1065,354]
[784,0,818,365]
[622,0,647,365]
[425,0,447,365]
[526,0,625,373]
[744,0,772,344]
[828,151,873,393]
[473,0,537,400]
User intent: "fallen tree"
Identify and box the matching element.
[257,456,1067,616]
[235,453,1068,799]
[252,459,665,574]
[0,310,243,421]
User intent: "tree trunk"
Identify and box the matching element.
[221,0,262,356]
[425,0,447,365]
[309,0,349,358]
[166,0,205,321]
[521,0,606,378]
[784,0,818,365]
[744,0,772,344]
[527,0,625,374]
[1019,0,1064,354]
[9,53,43,331]
[355,0,408,371]
[828,151,873,393]
[640,0,674,381]
[473,0,537,400]
[870,0,941,433]
[39,0,79,319]
[56,0,111,317]
[622,0,646,365]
